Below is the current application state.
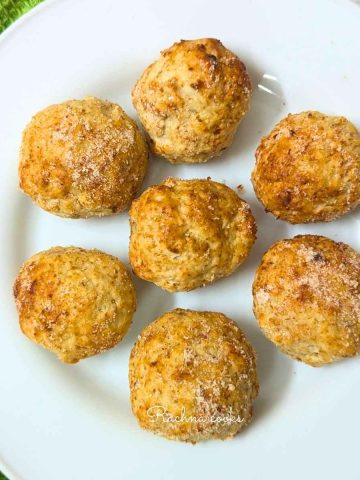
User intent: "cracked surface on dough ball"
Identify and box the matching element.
[129,308,259,443]
[253,235,360,366]
[129,177,256,292]
[19,96,148,218]
[252,111,360,223]
[132,38,252,163]
[14,246,136,363]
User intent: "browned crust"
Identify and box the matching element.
[129,308,259,442]
[132,38,252,163]
[19,97,148,218]
[252,111,360,223]
[253,235,360,366]
[129,177,256,292]
[14,246,136,363]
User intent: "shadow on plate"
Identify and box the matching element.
[240,198,291,279]
[9,194,29,277]
[142,153,182,190]
[122,276,175,348]
[233,317,294,430]
[40,352,137,429]
[220,55,286,164]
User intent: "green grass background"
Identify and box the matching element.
[0,0,44,33]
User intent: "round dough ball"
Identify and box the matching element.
[129,308,258,443]
[253,235,360,366]
[252,111,360,223]
[19,96,148,218]
[129,178,256,292]
[13,247,136,363]
[132,38,252,163]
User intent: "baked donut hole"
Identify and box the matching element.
[13,246,136,363]
[252,111,360,223]
[253,235,360,366]
[19,96,148,218]
[129,308,259,442]
[132,38,252,163]
[129,177,256,292]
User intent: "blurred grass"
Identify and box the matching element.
[0,0,44,33]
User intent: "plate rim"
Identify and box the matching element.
[1,0,360,479]
[0,2,59,476]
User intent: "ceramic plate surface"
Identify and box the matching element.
[1,0,360,478]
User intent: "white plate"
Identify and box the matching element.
[1,0,360,478]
